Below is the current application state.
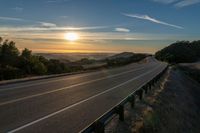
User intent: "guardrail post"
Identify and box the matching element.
[80,66,169,133]
[128,95,135,108]
[143,86,148,94]
[152,78,156,86]
[148,83,151,90]
[116,105,124,121]
[137,89,143,100]
[94,121,105,133]
[140,89,143,100]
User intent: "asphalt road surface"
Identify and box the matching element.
[0,57,167,133]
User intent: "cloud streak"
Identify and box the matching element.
[46,0,70,3]
[12,7,23,12]
[152,0,200,7]
[153,0,178,4]
[0,16,109,31]
[0,25,109,33]
[123,13,183,29]
[115,28,130,32]
[175,0,200,7]
[38,22,57,28]
[0,16,24,21]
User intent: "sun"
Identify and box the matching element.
[64,32,79,41]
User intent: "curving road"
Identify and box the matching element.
[0,57,167,133]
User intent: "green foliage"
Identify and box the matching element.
[0,40,19,67]
[47,59,70,74]
[0,66,23,80]
[30,56,47,75]
[18,49,47,75]
[78,58,95,64]
[21,48,32,59]
[155,41,200,63]
[0,37,83,80]
[106,53,147,66]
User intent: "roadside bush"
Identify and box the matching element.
[0,37,83,80]
[155,41,200,63]
[0,66,23,80]
[106,54,147,66]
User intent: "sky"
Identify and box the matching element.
[0,0,200,53]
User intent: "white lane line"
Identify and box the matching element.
[0,65,153,106]
[0,70,114,91]
[0,72,99,91]
[7,65,161,133]
[0,63,150,91]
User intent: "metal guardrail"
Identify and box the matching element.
[80,65,168,133]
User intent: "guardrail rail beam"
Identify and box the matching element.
[81,64,169,133]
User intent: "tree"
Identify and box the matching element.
[0,37,2,44]
[0,40,19,67]
[30,56,47,75]
[21,48,32,59]
[18,48,32,74]
[0,37,83,80]
[0,38,2,60]
[19,49,47,75]
[155,41,200,63]
[47,59,63,74]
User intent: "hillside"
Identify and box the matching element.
[107,52,135,60]
[0,37,148,81]
[155,41,200,63]
[36,53,114,62]
[106,52,148,66]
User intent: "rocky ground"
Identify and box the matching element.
[105,66,200,133]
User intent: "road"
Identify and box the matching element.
[0,58,167,133]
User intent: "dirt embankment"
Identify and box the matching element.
[105,67,200,133]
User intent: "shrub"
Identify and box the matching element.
[155,41,200,63]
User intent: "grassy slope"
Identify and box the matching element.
[140,67,200,133]
[105,67,200,133]
[178,65,200,83]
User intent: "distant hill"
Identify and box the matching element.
[106,52,148,66]
[107,52,135,60]
[36,53,114,62]
[36,52,148,69]
[155,41,200,63]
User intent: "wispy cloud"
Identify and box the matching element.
[0,16,23,21]
[46,0,70,3]
[122,13,183,29]
[175,0,200,7]
[46,0,57,3]
[0,15,111,32]
[153,0,178,4]
[152,0,200,7]
[59,16,68,19]
[115,28,130,32]
[0,25,109,33]
[12,7,23,12]
[0,16,57,28]
[38,22,57,28]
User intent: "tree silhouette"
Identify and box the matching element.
[0,37,83,80]
[0,40,19,67]
[155,41,200,63]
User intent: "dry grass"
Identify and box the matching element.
[105,67,200,133]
